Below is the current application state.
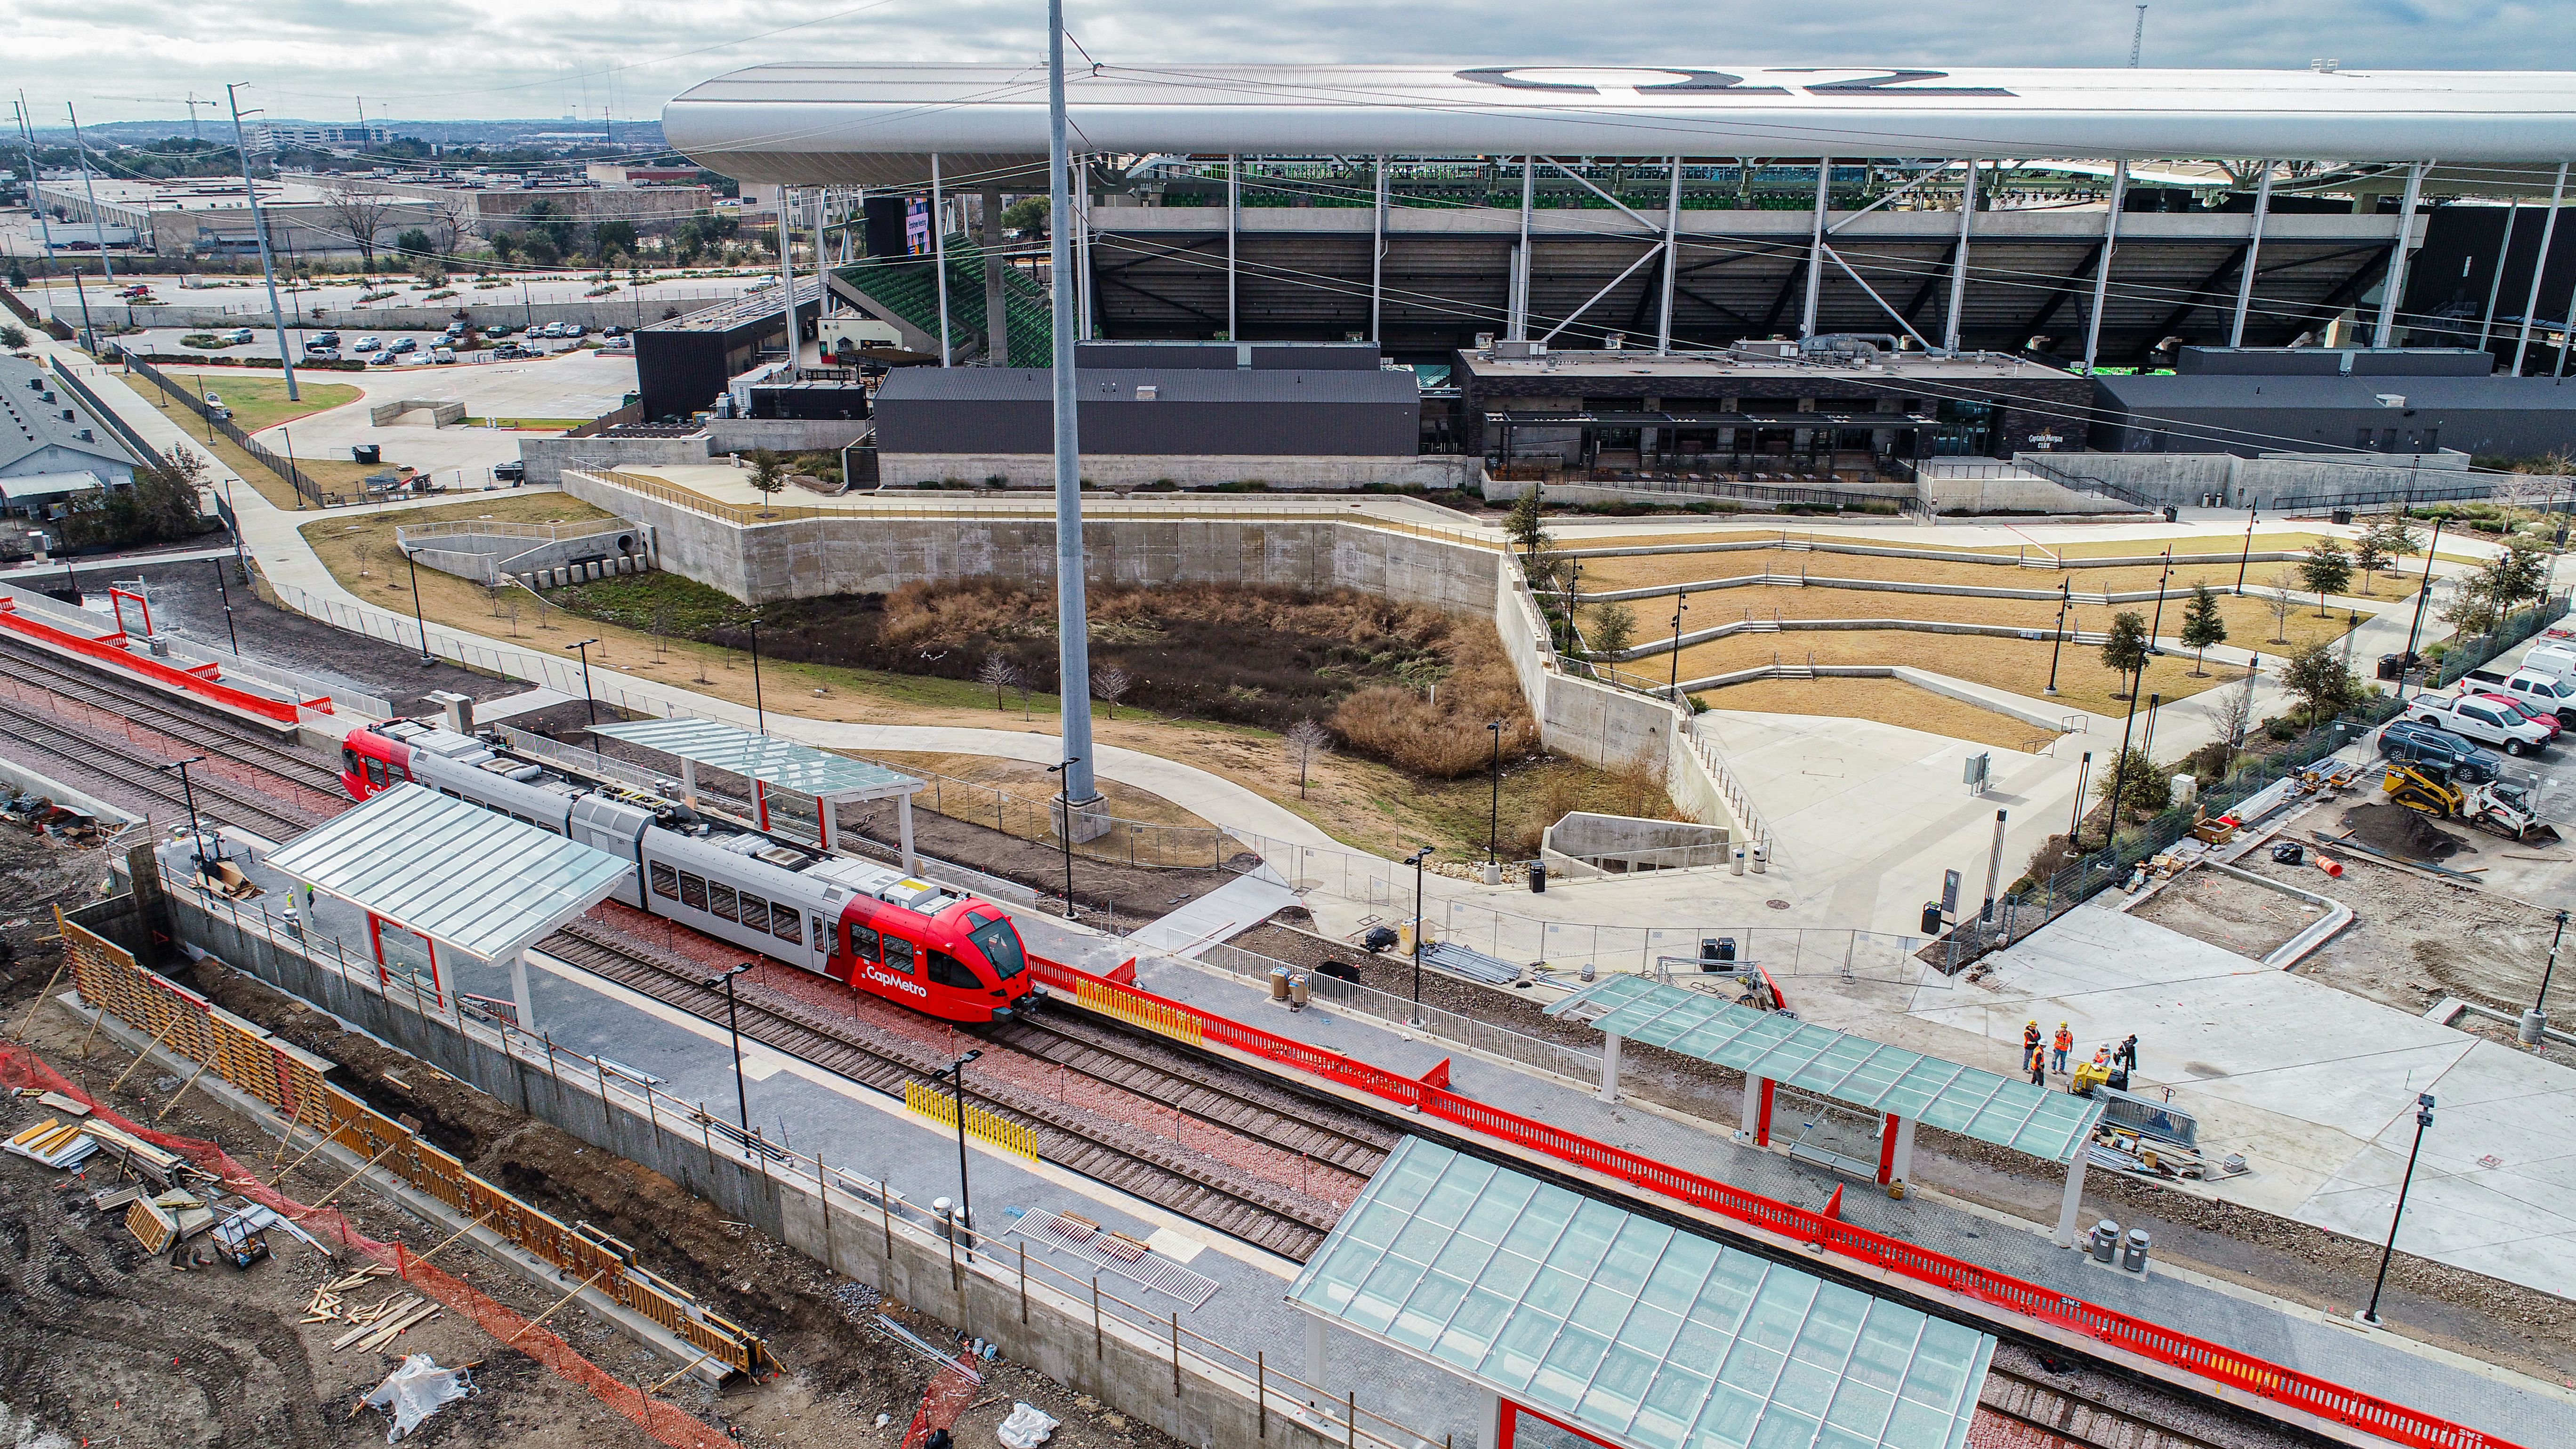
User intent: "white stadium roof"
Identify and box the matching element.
[665,64,2576,186]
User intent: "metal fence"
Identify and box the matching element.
[2436,596,2572,687]
[1194,939,1607,1084]
[120,354,332,508]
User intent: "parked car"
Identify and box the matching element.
[354,336,382,352]
[489,343,531,360]
[601,324,627,338]
[312,331,341,346]
[220,327,254,345]
[603,335,633,352]
[2406,692,2552,756]
[304,339,340,358]
[429,347,456,364]
[2496,669,2576,727]
[483,323,512,338]
[370,350,401,365]
[2377,718,2506,782]
[387,338,419,354]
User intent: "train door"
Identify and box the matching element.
[369,914,443,1009]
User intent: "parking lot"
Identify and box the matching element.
[96,319,630,368]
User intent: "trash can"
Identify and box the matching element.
[2161,506,2178,523]
[1750,842,1768,874]
[1730,844,1748,876]
[2089,1220,2121,1263]
[1269,966,1290,1002]
[2122,1229,2152,1272]
[352,443,382,464]
[2332,508,2354,525]
[1529,861,1546,894]
[2377,652,2403,681]
[1702,937,1737,965]
[1921,902,1943,936]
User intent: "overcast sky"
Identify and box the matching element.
[17,0,2574,128]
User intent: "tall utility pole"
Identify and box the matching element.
[63,105,113,287]
[1047,0,1100,817]
[12,97,54,267]
[226,85,300,402]
[2128,5,2148,66]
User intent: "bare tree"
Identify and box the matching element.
[977,652,1018,710]
[650,599,675,662]
[2196,668,2258,755]
[349,538,378,578]
[2259,569,2302,644]
[1284,718,1333,798]
[1093,662,1133,719]
[318,184,401,275]
[499,589,522,637]
[427,192,479,260]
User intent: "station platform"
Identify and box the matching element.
[172,832,2573,1449]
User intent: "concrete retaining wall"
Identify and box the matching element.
[1920,471,2140,515]
[167,892,1405,1449]
[708,420,873,454]
[2015,451,2484,510]
[368,398,468,427]
[522,434,711,486]
[881,452,1477,492]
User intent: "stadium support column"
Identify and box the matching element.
[2514,164,2568,377]
[1225,154,1239,341]
[2477,197,2517,352]
[1657,156,1682,354]
[2374,159,2431,346]
[2082,161,2128,371]
[1371,155,1388,346]
[1510,154,1534,340]
[776,185,799,377]
[1943,160,1977,354]
[1046,0,1099,816]
[933,157,951,366]
[1077,157,1097,340]
[2229,162,2275,347]
[982,182,1009,367]
[1799,158,1830,338]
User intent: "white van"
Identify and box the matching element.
[2523,642,2576,684]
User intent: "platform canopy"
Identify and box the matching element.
[589,717,922,802]
[1290,1137,1994,1449]
[263,782,631,963]
[1549,975,2102,1164]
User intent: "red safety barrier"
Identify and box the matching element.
[1031,957,2520,1449]
[0,600,318,723]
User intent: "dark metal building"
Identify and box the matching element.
[2089,346,2576,457]
[634,283,823,420]
[871,367,1419,456]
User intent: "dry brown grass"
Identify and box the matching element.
[1575,544,2422,602]
[1702,677,2059,752]
[1330,627,1539,777]
[1669,626,2267,718]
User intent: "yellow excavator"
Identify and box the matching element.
[2384,763,2563,843]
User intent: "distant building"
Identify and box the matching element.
[31,176,440,258]
[351,175,712,236]
[0,356,140,520]
[255,123,390,150]
[2090,347,2576,459]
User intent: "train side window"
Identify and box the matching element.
[926,951,982,990]
[708,883,739,922]
[649,862,679,901]
[364,759,386,787]
[848,924,880,961]
[739,894,771,934]
[678,872,708,912]
[769,905,801,946]
[882,935,916,974]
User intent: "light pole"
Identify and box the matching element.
[208,558,239,655]
[566,638,601,731]
[2396,516,2447,704]
[2361,1093,2435,1327]
[936,1048,986,1270]
[1667,586,1689,698]
[704,963,753,1136]
[746,615,765,735]
[402,547,434,666]
[2235,506,2259,594]
[1046,756,1082,919]
[2068,751,2093,843]
[2145,547,2174,650]
[2137,692,2164,773]
[1485,722,1503,867]
[68,265,96,352]
[2526,910,2569,1044]
[156,756,210,876]
[1403,846,1432,1025]
[2045,578,2071,696]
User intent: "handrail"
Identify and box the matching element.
[1026,952,2525,1449]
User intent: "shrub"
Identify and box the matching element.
[2263,716,2298,741]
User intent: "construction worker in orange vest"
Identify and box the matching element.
[2023,1020,2041,1060]
[2051,1023,2073,1075]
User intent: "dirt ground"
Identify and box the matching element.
[1228,914,2576,1379]
[2127,869,2318,962]
[1697,676,2062,751]
[2237,836,2565,1016]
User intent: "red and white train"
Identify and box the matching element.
[340,719,1043,1024]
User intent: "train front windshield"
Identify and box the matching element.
[967,916,1027,981]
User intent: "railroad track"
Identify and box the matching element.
[541,918,1344,1261]
[0,693,315,842]
[0,633,347,796]
[986,1008,1396,1180]
[1981,1366,2226,1449]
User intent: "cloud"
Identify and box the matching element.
[19,0,2574,125]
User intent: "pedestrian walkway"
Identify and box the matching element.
[1125,870,1302,959]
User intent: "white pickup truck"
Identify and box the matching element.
[2406,692,2554,756]
[2463,664,2576,728]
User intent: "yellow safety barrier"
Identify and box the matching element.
[904,1080,1040,1160]
[1074,978,1205,1048]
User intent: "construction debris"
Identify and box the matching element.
[6,1117,99,1170]
[361,1353,472,1441]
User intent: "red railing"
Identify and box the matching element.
[1030,957,2519,1449]
[0,600,321,723]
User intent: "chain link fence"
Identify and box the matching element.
[120,354,331,508]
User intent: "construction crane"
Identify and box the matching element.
[2129,5,2148,67]
[90,94,215,141]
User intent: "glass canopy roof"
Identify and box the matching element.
[590,717,923,800]
[1548,976,2101,1165]
[262,782,633,962]
[1289,1138,1993,1449]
